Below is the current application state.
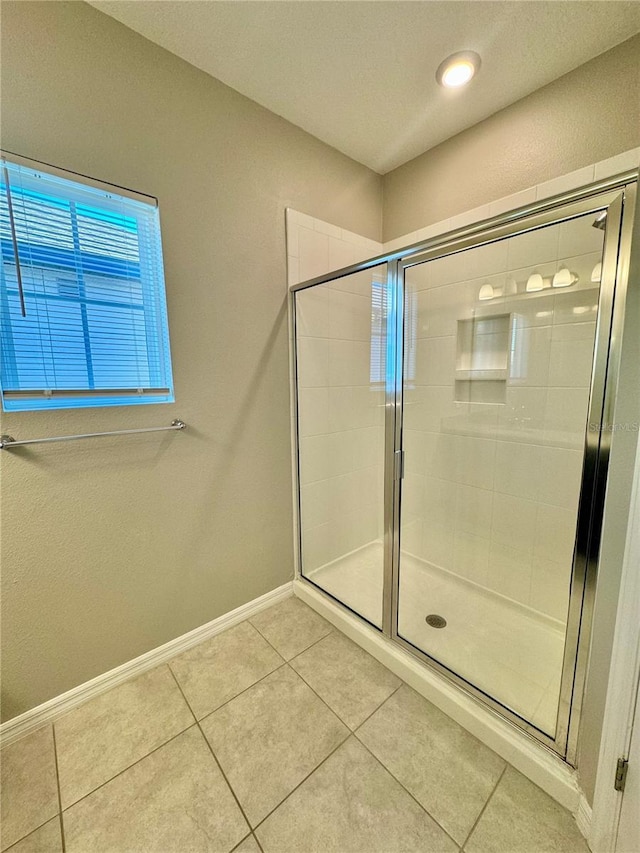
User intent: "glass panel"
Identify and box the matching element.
[397,213,605,737]
[296,265,388,628]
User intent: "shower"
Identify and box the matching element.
[291,177,636,762]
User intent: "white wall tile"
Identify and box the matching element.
[494,440,541,502]
[453,531,490,585]
[491,492,537,552]
[507,225,559,270]
[328,339,371,386]
[300,480,331,529]
[298,227,330,281]
[328,236,357,272]
[422,476,457,531]
[455,483,493,536]
[488,541,533,605]
[533,504,576,565]
[301,522,332,571]
[535,166,595,201]
[415,335,456,386]
[421,523,454,570]
[455,436,497,489]
[296,337,329,388]
[543,387,590,448]
[287,255,300,287]
[509,324,552,387]
[297,387,330,437]
[537,447,583,512]
[329,289,372,341]
[299,434,332,485]
[529,558,571,623]
[489,187,537,217]
[594,148,640,180]
[558,215,605,259]
[548,334,596,388]
[295,285,329,337]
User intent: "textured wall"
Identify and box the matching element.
[383,34,640,240]
[0,0,382,721]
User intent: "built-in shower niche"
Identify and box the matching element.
[454,313,511,404]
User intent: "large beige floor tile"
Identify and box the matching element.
[63,726,248,853]
[55,665,194,808]
[358,685,505,844]
[170,621,283,719]
[256,737,457,853]
[290,631,400,729]
[0,726,59,851]
[466,766,589,852]
[250,597,332,660]
[5,819,62,853]
[201,665,348,826]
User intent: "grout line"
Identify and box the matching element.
[191,661,289,725]
[59,723,198,814]
[353,735,461,851]
[229,833,253,853]
[252,832,265,853]
[248,614,334,663]
[167,666,253,838]
[51,724,66,853]
[198,721,253,838]
[460,764,507,851]
[251,730,352,835]
[3,816,62,852]
[352,683,403,731]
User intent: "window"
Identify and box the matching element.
[0,154,174,411]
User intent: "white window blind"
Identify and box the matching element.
[0,155,174,411]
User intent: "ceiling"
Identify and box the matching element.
[89,1,640,174]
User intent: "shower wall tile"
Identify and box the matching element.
[453,531,490,586]
[298,227,330,281]
[529,558,572,623]
[488,541,533,605]
[593,147,640,180]
[507,226,559,270]
[328,290,371,341]
[296,286,329,338]
[535,166,595,202]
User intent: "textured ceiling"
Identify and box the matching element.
[89,1,640,174]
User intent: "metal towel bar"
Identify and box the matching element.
[0,420,186,450]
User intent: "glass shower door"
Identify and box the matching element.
[396,211,607,739]
[295,264,388,628]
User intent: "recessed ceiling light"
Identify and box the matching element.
[436,51,481,89]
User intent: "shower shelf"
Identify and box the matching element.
[454,368,508,381]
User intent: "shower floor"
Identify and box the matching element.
[306,541,565,737]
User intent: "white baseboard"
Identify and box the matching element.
[576,793,593,844]
[1,582,294,747]
[294,578,582,813]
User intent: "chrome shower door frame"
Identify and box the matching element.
[387,180,637,763]
[290,170,638,765]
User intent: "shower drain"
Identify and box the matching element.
[425,614,447,629]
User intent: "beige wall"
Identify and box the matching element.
[383,34,640,241]
[0,0,382,721]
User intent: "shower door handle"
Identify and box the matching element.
[394,450,405,481]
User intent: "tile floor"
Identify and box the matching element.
[1,595,589,853]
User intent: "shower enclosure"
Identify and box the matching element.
[291,175,636,762]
